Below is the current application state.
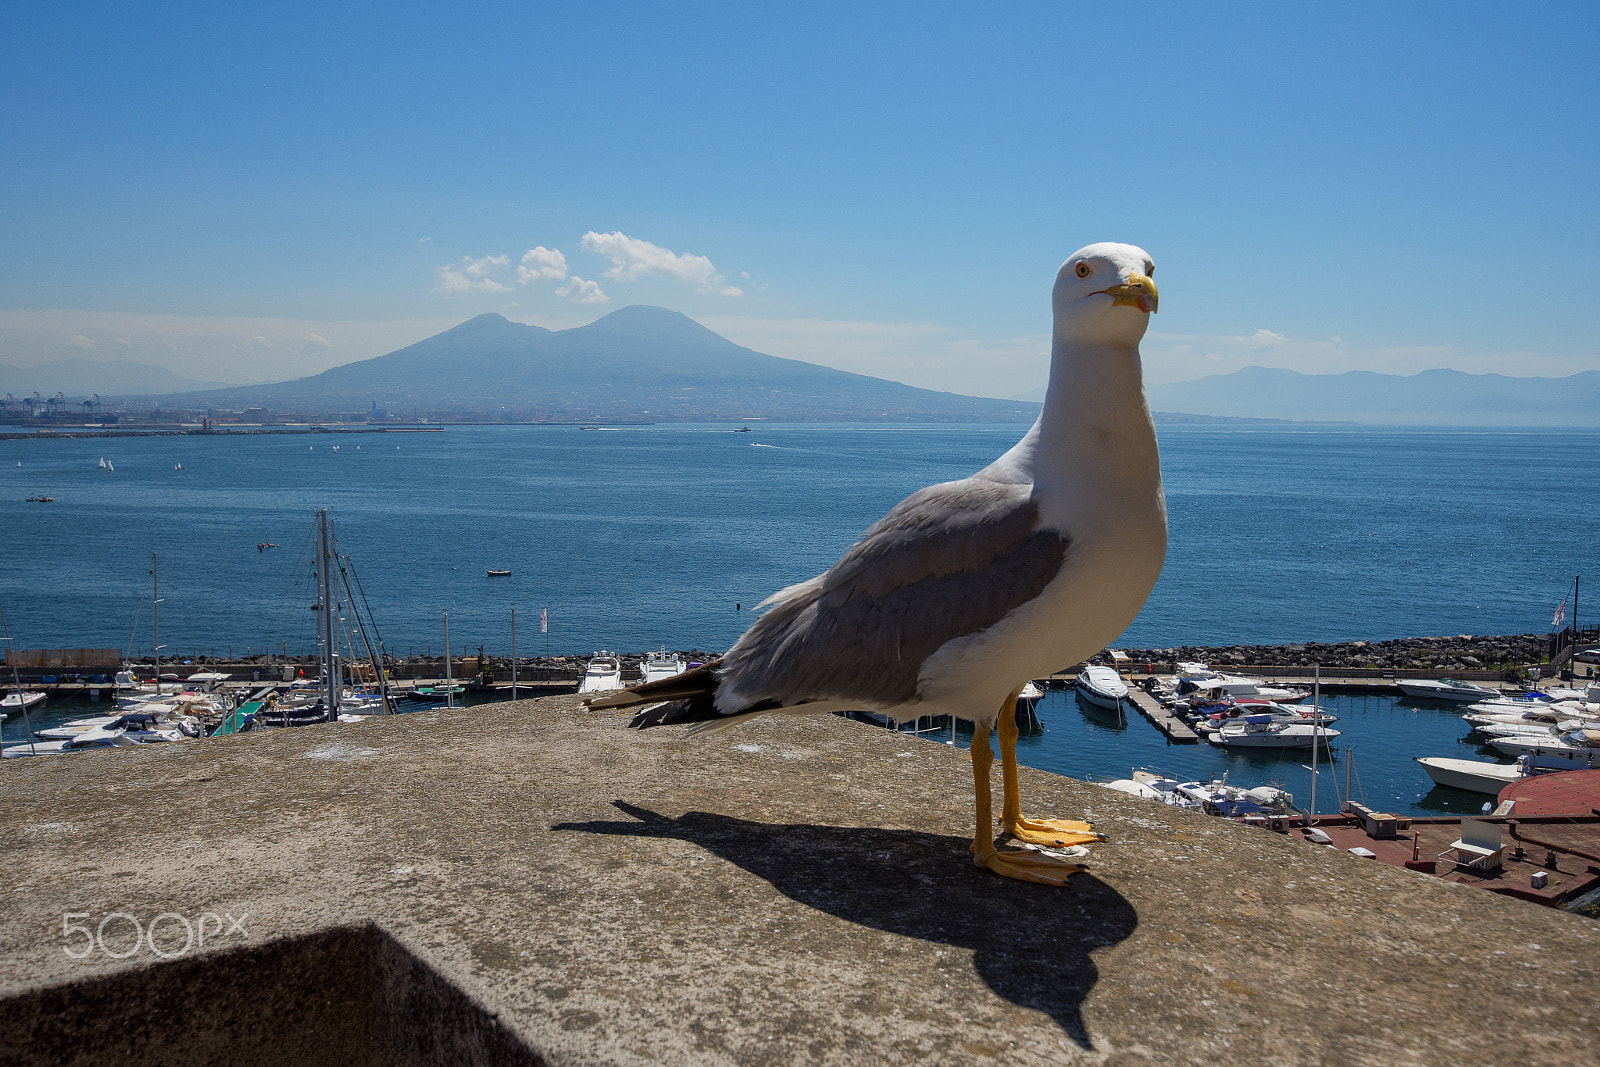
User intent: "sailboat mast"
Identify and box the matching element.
[1308,665,1320,822]
[151,552,161,689]
[338,553,390,713]
[443,611,453,709]
[317,510,339,723]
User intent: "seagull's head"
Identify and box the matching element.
[1052,243,1158,344]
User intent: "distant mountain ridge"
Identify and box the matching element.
[1146,365,1600,425]
[1,358,233,397]
[140,307,1042,422]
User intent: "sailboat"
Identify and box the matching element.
[264,510,395,727]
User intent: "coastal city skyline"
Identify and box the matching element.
[2,4,1595,397]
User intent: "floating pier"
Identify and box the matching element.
[1124,686,1201,742]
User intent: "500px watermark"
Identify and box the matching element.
[61,911,248,960]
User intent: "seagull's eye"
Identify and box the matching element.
[1074,262,1091,278]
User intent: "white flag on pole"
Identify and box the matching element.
[540,607,548,634]
[1553,596,1568,628]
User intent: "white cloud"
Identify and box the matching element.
[556,276,609,304]
[517,246,568,285]
[301,333,333,352]
[66,334,95,350]
[1246,328,1287,350]
[245,335,273,349]
[580,231,728,291]
[433,253,512,294]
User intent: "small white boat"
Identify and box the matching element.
[1207,715,1341,749]
[1415,756,1529,795]
[1396,678,1500,702]
[578,652,623,693]
[1016,680,1044,711]
[1100,778,1164,801]
[639,648,687,685]
[1075,666,1128,709]
[1,689,46,713]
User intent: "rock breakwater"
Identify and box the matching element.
[1109,633,1549,674]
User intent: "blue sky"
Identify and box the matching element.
[2,2,1595,395]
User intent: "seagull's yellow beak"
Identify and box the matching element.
[1099,274,1158,314]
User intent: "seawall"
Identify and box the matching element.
[3,694,1598,1065]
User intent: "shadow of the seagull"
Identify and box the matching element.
[554,801,1137,1048]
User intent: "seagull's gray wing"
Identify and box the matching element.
[719,477,1071,708]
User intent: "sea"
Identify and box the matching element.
[3,423,1597,816]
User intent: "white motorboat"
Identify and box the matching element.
[1075,666,1128,709]
[1172,777,1297,817]
[1487,729,1600,769]
[1,689,46,713]
[2,726,139,758]
[1207,715,1341,749]
[1473,722,1573,739]
[1100,778,1164,801]
[1191,700,1338,732]
[639,648,687,685]
[1396,678,1501,702]
[1415,756,1530,795]
[579,652,623,693]
[34,715,120,740]
[1128,768,1203,809]
[1175,662,1310,702]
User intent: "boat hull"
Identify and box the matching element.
[1415,756,1525,794]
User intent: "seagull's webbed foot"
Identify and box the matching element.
[996,691,1109,850]
[969,701,1093,886]
[1004,816,1107,849]
[970,836,1090,886]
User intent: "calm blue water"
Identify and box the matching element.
[3,423,1596,814]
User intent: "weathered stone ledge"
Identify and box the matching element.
[2,695,1598,1065]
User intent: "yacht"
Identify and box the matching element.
[1206,715,1341,749]
[578,652,623,693]
[639,648,687,685]
[1190,699,1338,731]
[1074,666,1128,710]
[1396,678,1501,702]
[1415,756,1531,795]
[1486,729,1600,769]
[1173,663,1309,704]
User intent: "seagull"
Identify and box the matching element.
[587,243,1166,885]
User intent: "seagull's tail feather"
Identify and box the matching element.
[629,695,724,729]
[583,659,723,711]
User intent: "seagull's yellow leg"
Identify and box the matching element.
[998,692,1108,848]
[970,713,1087,885]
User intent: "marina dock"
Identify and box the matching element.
[1123,685,1201,742]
